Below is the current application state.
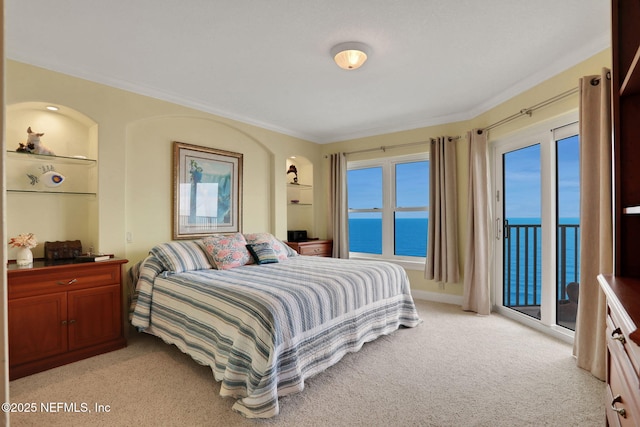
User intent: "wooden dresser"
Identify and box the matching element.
[285,240,333,257]
[7,258,128,380]
[602,0,640,423]
[599,275,640,426]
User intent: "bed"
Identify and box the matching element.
[129,233,421,418]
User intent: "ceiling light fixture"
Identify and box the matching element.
[331,42,369,70]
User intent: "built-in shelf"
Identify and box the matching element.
[6,189,97,196]
[7,150,97,195]
[7,151,96,164]
[287,183,312,206]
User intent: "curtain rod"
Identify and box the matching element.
[478,86,581,134]
[341,135,461,156]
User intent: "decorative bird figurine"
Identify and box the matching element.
[287,165,298,183]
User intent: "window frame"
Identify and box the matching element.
[347,152,429,270]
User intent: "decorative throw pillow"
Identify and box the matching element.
[201,233,251,270]
[150,240,213,274]
[243,233,289,262]
[280,239,299,257]
[246,242,279,265]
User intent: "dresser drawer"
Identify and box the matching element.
[8,263,121,299]
[608,344,640,426]
[298,242,331,257]
[608,308,640,377]
[606,307,640,426]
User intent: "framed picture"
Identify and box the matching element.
[173,141,243,239]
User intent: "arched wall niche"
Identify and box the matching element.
[7,102,98,158]
[6,102,99,260]
[286,155,315,238]
[124,115,275,263]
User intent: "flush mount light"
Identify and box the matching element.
[45,105,59,111]
[331,42,370,70]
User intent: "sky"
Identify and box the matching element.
[346,136,579,222]
[347,161,429,219]
[504,135,579,220]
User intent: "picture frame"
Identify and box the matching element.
[173,141,243,239]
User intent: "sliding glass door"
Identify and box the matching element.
[493,116,579,337]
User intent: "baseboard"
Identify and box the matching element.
[411,289,463,306]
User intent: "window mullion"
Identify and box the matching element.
[383,159,394,257]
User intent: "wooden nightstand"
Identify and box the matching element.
[7,258,128,380]
[285,240,333,257]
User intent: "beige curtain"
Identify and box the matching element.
[329,153,349,258]
[573,68,612,380]
[462,130,491,315]
[425,137,459,283]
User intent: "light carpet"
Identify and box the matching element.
[9,300,605,426]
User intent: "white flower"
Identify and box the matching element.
[9,233,37,249]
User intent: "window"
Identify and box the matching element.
[347,153,429,263]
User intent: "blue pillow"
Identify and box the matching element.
[246,242,279,265]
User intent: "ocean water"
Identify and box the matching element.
[349,217,580,304]
[349,218,427,256]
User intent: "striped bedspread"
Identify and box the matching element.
[131,255,421,418]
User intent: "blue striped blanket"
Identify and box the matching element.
[131,255,421,418]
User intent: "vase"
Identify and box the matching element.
[16,247,33,267]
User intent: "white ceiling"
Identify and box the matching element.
[6,0,610,143]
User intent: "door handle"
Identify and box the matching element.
[611,395,627,418]
[612,327,626,344]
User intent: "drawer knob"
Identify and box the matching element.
[56,278,78,286]
[611,327,626,344]
[611,395,627,418]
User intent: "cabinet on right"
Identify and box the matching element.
[599,1,640,425]
[599,275,640,426]
[612,0,640,276]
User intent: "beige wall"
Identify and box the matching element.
[321,48,612,298]
[5,48,611,295]
[6,60,322,268]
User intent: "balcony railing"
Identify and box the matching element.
[557,224,580,300]
[503,222,580,324]
[504,222,541,307]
